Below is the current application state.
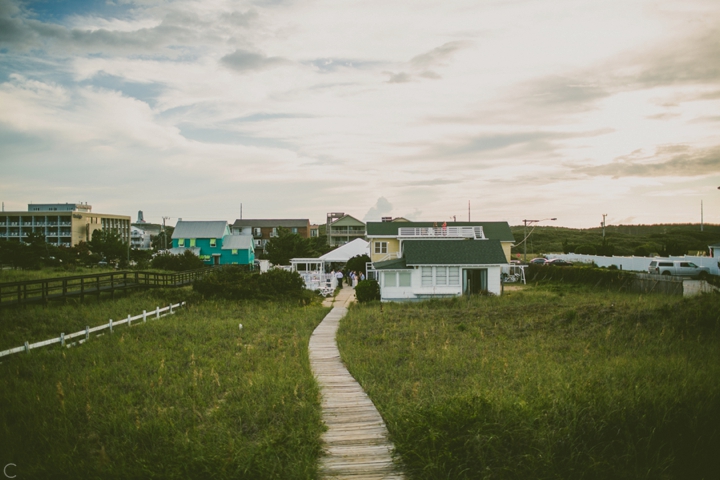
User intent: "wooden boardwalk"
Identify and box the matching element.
[310,287,404,479]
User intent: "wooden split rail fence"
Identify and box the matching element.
[0,302,185,359]
[0,269,213,307]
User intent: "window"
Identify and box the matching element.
[253,227,262,236]
[291,227,298,234]
[436,267,447,285]
[189,238,196,247]
[449,267,460,286]
[311,229,318,237]
[374,241,388,254]
[210,238,216,247]
[232,249,238,255]
[271,228,278,237]
[384,272,397,287]
[422,267,433,286]
[178,238,185,247]
[399,271,411,287]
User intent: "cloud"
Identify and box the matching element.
[574,144,720,178]
[363,197,393,221]
[385,71,412,83]
[409,41,470,69]
[220,49,289,73]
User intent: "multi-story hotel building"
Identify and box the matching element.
[0,203,130,247]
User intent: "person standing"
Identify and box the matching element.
[335,270,344,287]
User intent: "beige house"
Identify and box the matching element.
[0,203,130,247]
[366,220,515,263]
[327,213,366,246]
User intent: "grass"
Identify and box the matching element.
[337,285,720,479]
[0,266,123,283]
[0,291,329,479]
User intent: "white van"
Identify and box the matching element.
[648,259,710,278]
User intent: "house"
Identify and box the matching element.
[326,213,365,246]
[372,239,508,300]
[231,219,310,256]
[171,221,254,266]
[0,202,130,247]
[366,220,515,263]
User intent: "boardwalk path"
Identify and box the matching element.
[310,286,404,479]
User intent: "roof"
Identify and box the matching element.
[373,257,410,270]
[403,239,508,265]
[172,221,228,239]
[366,221,514,241]
[221,235,254,250]
[330,214,365,227]
[319,238,370,262]
[232,219,309,228]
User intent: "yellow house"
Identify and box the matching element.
[366,220,515,263]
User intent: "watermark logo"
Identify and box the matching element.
[3,464,16,479]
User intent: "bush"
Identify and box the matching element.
[355,279,380,303]
[575,244,597,255]
[193,266,309,302]
[151,250,205,271]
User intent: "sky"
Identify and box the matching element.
[1,0,719,229]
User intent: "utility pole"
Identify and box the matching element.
[701,200,704,232]
[602,214,607,239]
[162,216,170,251]
[468,200,471,222]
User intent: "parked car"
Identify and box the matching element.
[648,260,710,278]
[545,258,573,267]
[529,257,547,264]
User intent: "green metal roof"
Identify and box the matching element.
[372,257,410,270]
[366,221,514,241]
[403,239,508,265]
[331,214,365,227]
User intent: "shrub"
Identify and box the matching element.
[193,266,308,302]
[575,244,597,255]
[151,250,205,271]
[355,279,380,303]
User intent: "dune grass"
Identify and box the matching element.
[337,285,720,479]
[0,292,329,479]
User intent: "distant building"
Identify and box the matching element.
[131,226,152,250]
[171,220,254,266]
[0,203,130,247]
[326,213,365,246]
[231,219,311,256]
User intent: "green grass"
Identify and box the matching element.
[0,293,329,479]
[337,286,720,479]
[0,266,123,283]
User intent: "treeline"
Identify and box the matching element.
[511,223,720,257]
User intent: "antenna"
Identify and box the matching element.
[468,200,470,222]
[701,200,704,232]
[240,203,243,220]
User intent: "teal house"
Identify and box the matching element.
[170,221,254,266]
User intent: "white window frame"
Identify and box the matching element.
[374,241,388,254]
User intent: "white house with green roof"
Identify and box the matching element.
[371,238,509,300]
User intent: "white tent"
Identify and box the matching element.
[319,238,370,263]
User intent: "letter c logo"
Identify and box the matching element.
[4,464,16,479]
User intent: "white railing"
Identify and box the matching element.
[398,226,485,239]
[0,302,185,359]
[299,272,336,293]
[375,252,401,262]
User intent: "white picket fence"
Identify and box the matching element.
[0,302,185,359]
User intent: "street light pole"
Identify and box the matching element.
[522,218,557,262]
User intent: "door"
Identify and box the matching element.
[213,256,220,266]
[463,268,488,295]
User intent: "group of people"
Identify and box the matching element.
[332,269,365,288]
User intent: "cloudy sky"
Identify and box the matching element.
[1,0,719,228]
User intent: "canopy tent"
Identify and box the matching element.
[319,238,369,263]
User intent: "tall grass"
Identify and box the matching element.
[337,285,720,479]
[0,294,329,479]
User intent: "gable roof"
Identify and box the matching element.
[232,219,309,228]
[330,214,365,227]
[366,221,514,241]
[172,221,228,239]
[221,235,254,250]
[403,239,508,265]
[319,238,369,262]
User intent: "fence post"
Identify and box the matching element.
[128,314,132,327]
[170,303,173,314]
[143,310,147,323]
[60,332,65,347]
[109,319,113,334]
[156,306,160,319]
[24,341,29,353]
[85,326,89,341]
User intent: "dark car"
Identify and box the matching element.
[545,258,573,267]
[529,257,547,264]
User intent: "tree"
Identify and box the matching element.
[345,254,371,276]
[89,229,128,265]
[264,227,313,265]
[151,226,174,251]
